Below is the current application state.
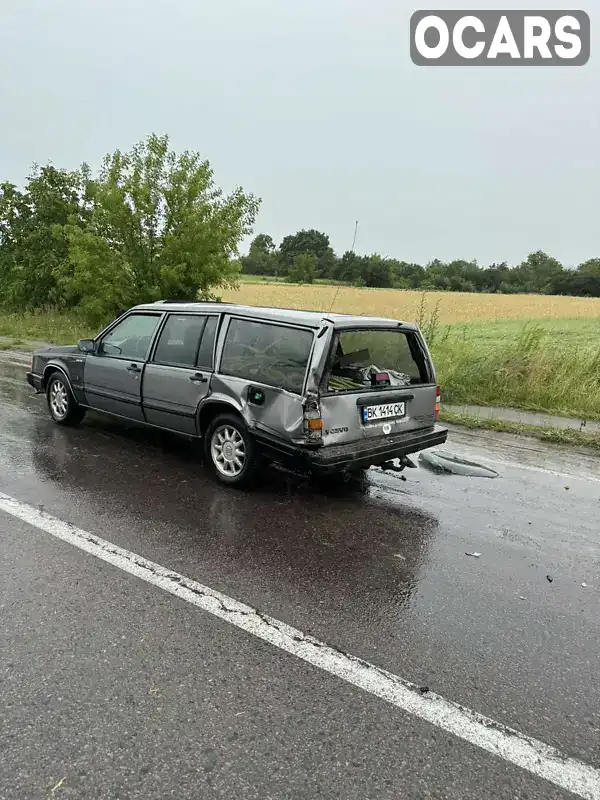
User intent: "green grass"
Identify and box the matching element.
[429,318,600,421]
[441,410,600,451]
[0,338,26,351]
[0,311,97,345]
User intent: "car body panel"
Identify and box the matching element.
[30,346,87,403]
[83,354,146,421]
[142,363,212,435]
[202,375,306,441]
[319,385,438,447]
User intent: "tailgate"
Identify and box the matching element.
[317,326,438,447]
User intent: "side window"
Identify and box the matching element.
[100,314,161,361]
[219,318,313,395]
[153,315,207,367]
[196,316,218,369]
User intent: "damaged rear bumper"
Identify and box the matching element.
[309,425,449,473]
[254,425,448,475]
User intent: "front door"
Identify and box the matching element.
[142,313,219,434]
[84,312,163,421]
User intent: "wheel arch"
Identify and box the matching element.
[197,398,245,437]
[43,363,76,396]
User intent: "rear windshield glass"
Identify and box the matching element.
[324,329,429,392]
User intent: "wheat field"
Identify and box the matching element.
[223,283,600,324]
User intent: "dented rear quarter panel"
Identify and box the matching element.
[199,374,306,441]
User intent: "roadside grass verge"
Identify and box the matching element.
[0,339,26,351]
[429,318,600,422]
[0,311,96,345]
[440,411,600,452]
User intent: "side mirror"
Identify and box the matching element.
[78,339,96,354]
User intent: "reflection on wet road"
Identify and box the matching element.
[1,352,600,800]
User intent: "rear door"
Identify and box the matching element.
[142,313,219,435]
[317,326,437,447]
[83,312,163,421]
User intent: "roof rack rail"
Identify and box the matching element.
[157,299,237,304]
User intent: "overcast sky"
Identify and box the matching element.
[1,0,597,266]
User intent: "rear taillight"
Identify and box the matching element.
[434,385,441,421]
[303,400,323,441]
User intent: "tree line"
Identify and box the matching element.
[1,133,599,332]
[240,230,600,297]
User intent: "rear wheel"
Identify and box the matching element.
[46,373,86,426]
[204,414,262,488]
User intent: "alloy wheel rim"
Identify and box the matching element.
[210,425,246,476]
[50,381,68,419]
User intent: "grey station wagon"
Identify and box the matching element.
[27,302,448,487]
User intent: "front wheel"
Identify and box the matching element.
[46,374,86,426]
[204,414,262,488]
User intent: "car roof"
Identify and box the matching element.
[133,301,418,331]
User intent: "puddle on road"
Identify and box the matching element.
[418,449,499,478]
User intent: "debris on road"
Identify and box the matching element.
[419,449,499,478]
[546,575,553,583]
[50,777,66,796]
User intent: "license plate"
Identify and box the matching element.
[362,401,406,423]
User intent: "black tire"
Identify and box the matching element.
[204,413,262,488]
[46,373,86,426]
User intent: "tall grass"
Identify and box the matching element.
[431,322,600,420]
[0,311,97,344]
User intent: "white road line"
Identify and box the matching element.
[1,492,599,800]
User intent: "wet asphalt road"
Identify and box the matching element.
[1,351,599,800]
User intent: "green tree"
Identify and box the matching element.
[57,133,259,323]
[392,261,426,289]
[279,229,335,278]
[0,166,88,309]
[513,250,564,293]
[362,254,394,288]
[577,258,600,277]
[286,252,316,283]
[336,250,364,283]
[240,233,278,276]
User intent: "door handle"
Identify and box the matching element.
[126,363,141,373]
[190,372,208,383]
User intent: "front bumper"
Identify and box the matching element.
[26,372,44,393]
[308,425,449,473]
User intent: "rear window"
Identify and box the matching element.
[324,329,429,392]
[219,318,314,395]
